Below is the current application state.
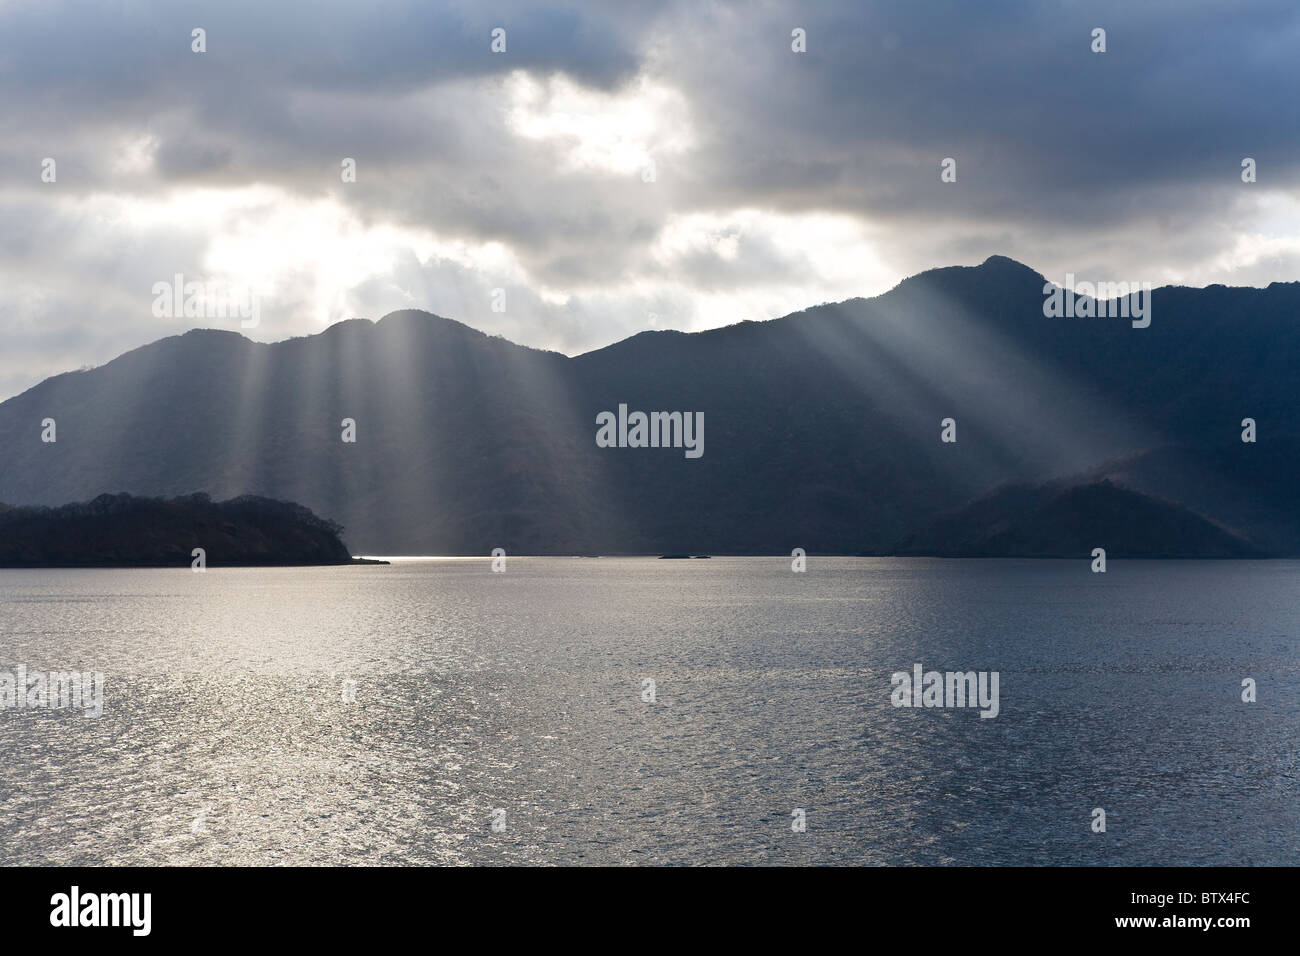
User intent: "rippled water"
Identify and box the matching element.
[0,557,1296,865]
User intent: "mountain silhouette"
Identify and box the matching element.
[0,256,1294,555]
[896,479,1263,558]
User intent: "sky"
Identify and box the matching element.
[1,0,1298,401]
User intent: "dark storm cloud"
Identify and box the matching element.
[662,0,1300,219]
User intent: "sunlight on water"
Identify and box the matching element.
[1,558,1297,865]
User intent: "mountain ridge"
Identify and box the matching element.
[1,255,1294,556]
[13,252,1292,407]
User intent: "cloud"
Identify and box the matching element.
[1,0,1298,399]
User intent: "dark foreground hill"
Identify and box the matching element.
[0,493,358,567]
[0,256,1294,555]
[896,479,1263,558]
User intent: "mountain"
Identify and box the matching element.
[0,493,357,567]
[0,256,1295,555]
[1080,442,1300,556]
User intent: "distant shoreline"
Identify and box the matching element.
[1,553,1291,569]
[0,557,389,569]
[351,553,1292,561]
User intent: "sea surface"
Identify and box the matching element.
[0,557,1296,866]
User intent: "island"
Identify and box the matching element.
[0,492,381,567]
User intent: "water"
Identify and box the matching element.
[0,558,1296,866]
